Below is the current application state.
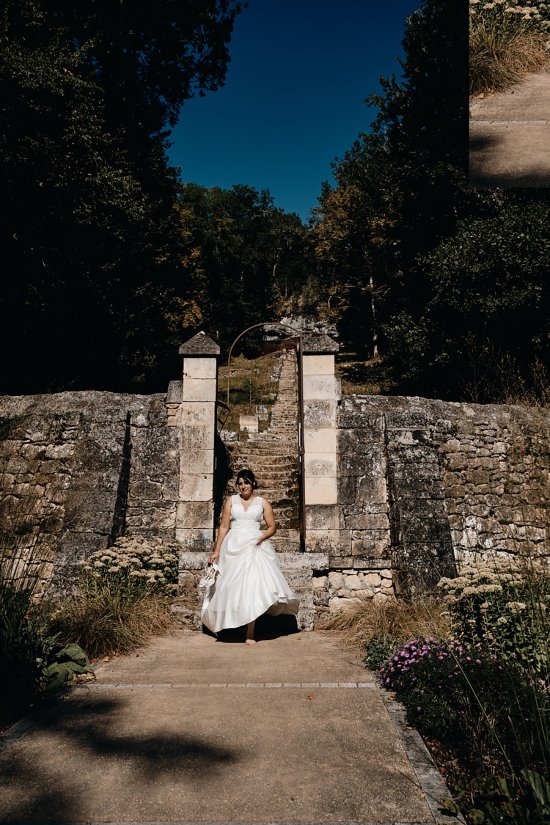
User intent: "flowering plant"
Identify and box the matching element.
[470,0,550,32]
[438,561,549,684]
[380,636,543,773]
[82,536,179,596]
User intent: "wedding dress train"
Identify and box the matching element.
[201,495,299,633]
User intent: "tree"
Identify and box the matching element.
[415,196,550,400]
[0,0,241,391]
[313,0,549,401]
[176,183,313,351]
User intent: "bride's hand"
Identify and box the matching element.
[207,551,219,563]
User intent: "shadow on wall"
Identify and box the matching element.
[213,432,232,526]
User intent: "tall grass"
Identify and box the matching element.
[470,4,548,96]
[45,539,179,659]
[320,596,451,653]
[0,493,57,722]
[47,584,174,660]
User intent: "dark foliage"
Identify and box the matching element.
[0,0,241,392]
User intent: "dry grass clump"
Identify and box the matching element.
[321,596,451,652]
[470,6,549,96]
[47,587,174,660]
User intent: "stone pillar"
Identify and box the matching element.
[302,333,340,553]
[176,332,219,552]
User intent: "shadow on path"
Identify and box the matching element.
[0,695,241,823]
[213,613,300,644]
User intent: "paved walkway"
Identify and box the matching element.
[0,630,452,824]
[469,66,550,187]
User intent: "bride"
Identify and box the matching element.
[201,469,299,644]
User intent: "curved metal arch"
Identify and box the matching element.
[226,321,302,406]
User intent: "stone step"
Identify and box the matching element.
[270,537,301,554]
[232,454,298,465]
[175,551,328,631]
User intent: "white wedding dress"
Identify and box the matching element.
[201,495,299,633]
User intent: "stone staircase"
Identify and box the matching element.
[225,350,302,554]
[220,349,326,629]
[175,348,328,632]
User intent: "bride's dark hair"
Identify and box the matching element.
[236,468,258,490]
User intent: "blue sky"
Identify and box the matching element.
[168,0,421,220]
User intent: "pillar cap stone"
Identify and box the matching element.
[178,331,220,357]
[302,332,339,354]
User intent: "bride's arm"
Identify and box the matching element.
[208,498,231,562]
[257,499,277,545]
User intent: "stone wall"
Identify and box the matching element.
[1,389,548,609]
[328,395,549,606]
[0,392,179,591]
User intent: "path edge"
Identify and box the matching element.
[379,687,465,825]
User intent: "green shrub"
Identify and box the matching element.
[380,638,547,776]
[0,583,56,719]
[363,637,399,672]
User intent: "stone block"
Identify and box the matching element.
[182,377,217,403]
[343,574,361,589]
[338,428,383,454]
[183,357,217,380]
[239,415,258,433]
[343,507,389,529]
[305,504,340,530]
[302,354,335,376]
[353,476,388,504]
[134,503,177,531]
[328,571,344,589]
[302,375,340,401]
[339,449,385,478]
[176,501,214,530]
[304,476,337,505]
[304,428,337,453]
[179,473,213,502]
[337,404,386,429]
[175,528,213,552]
[129,480,162,501]
[166,380,182,404]
[178,401,215,427]
[351,530,391,559]
[305,453,337,478]
[394,477,446,499]
[329,554,354,568]
[303,400,337,429]
[180,449,214,477]
[304,529,340,552]
[385,410,430,430]
[180,426,215,452]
